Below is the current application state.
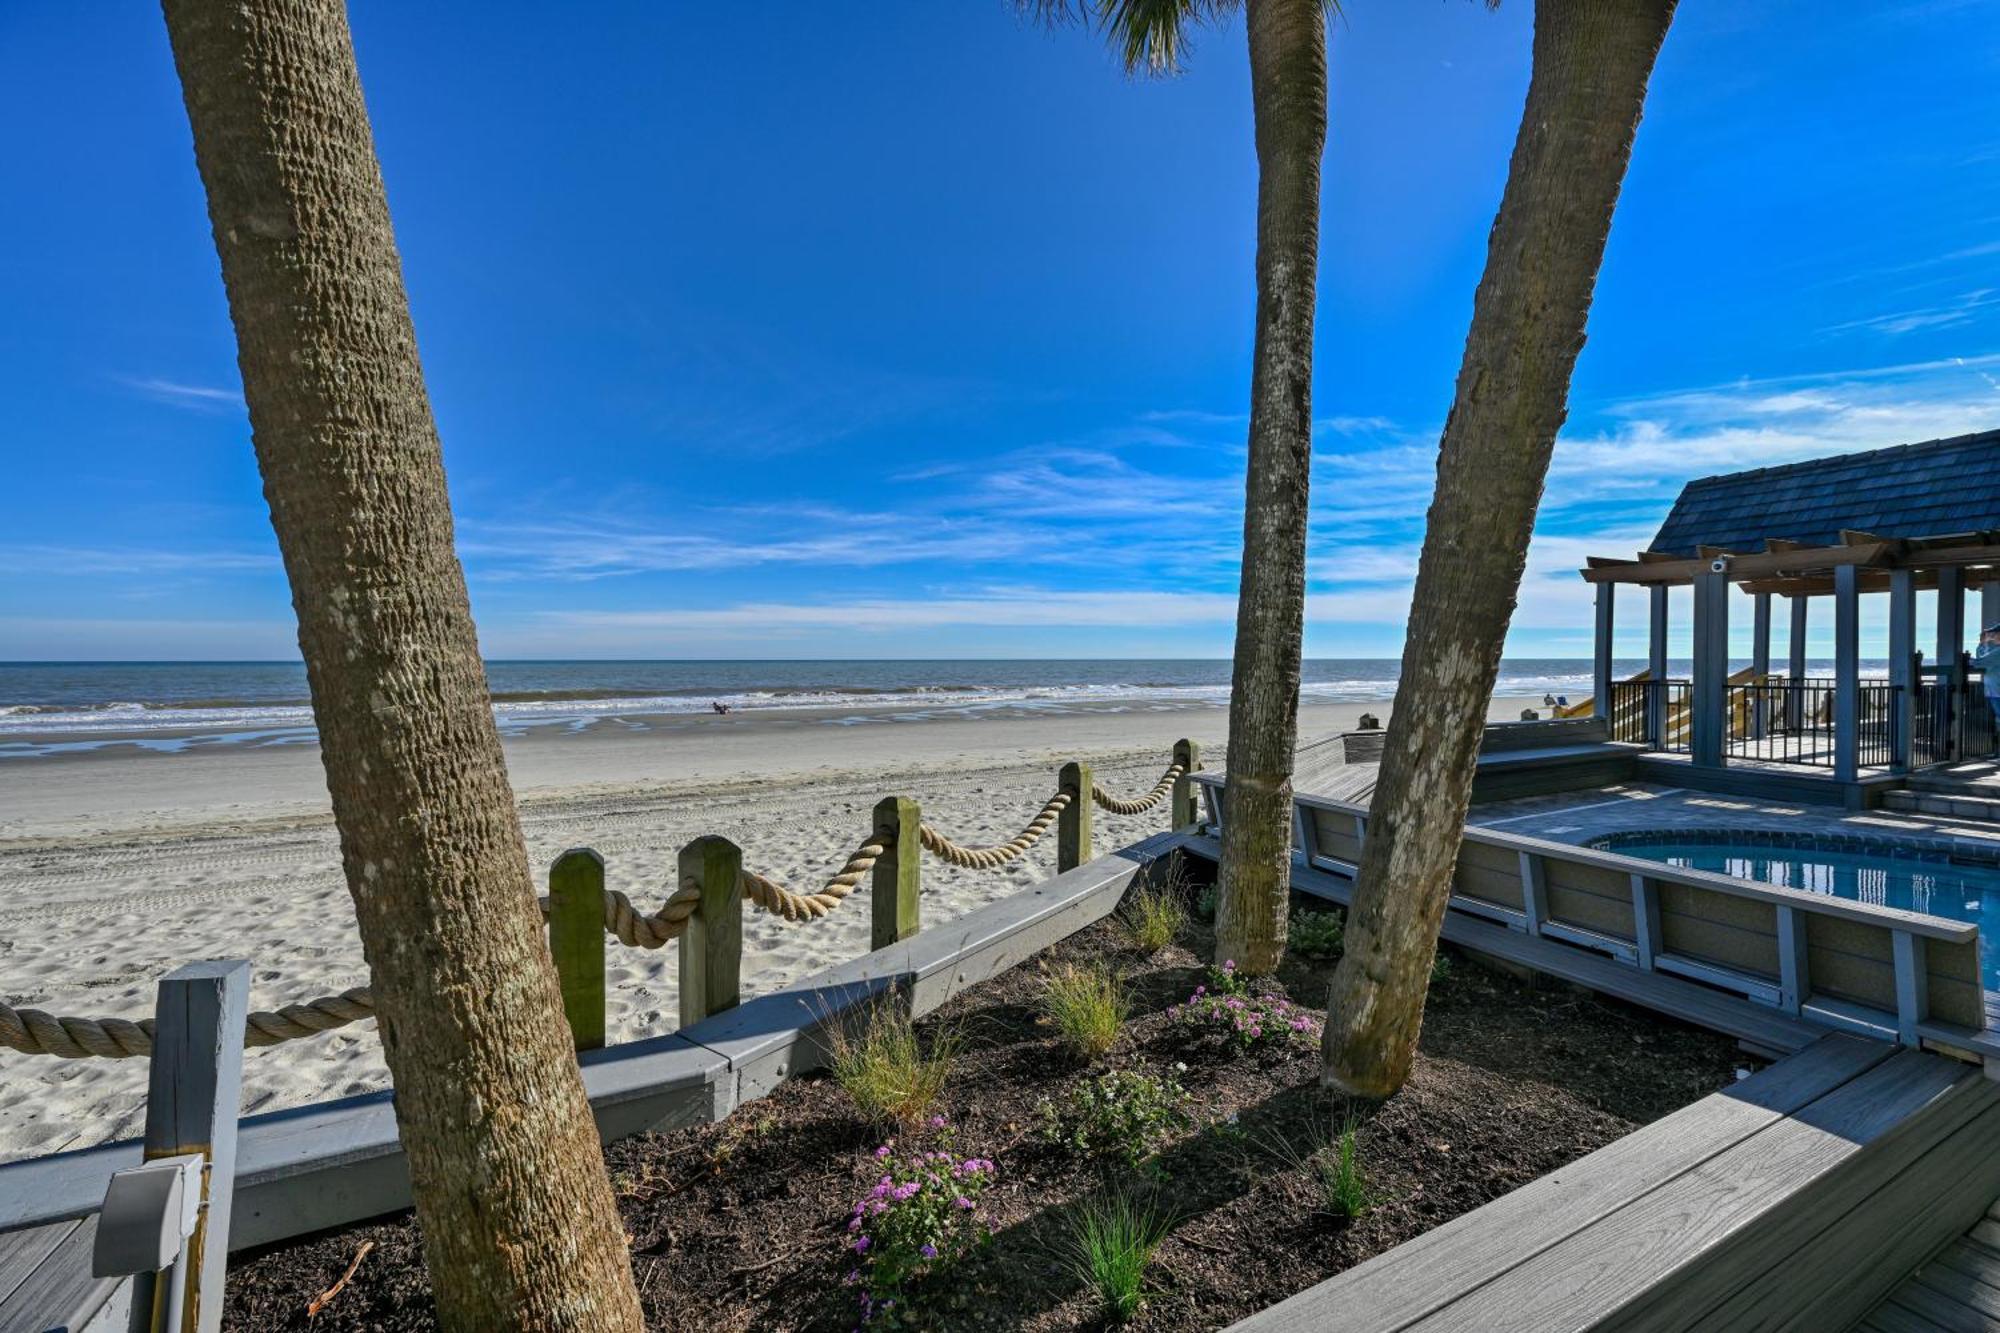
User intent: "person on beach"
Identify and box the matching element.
[711,700,732,716]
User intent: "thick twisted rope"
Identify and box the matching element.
[0,838,890,1058]
[1091,763,1184,816]
[0,989,380,1060]
[4,748,1188,1059]
[742,833,890,923]
[920,788,1073,870]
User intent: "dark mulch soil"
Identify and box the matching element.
[223,897,1748,1331]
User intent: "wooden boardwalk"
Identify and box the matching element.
[1233,1034,2000,1332]
[1859,1200,2000,1331]
[0,1217,117,1333]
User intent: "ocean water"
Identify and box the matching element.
[0,658,1871,757]
[0,657,1592,738]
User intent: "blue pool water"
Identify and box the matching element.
[1604,836,2000,992]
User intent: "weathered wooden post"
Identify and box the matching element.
[1059,760,1092,872]
[548,848,607,1051]
[871,796,921,951]
[1171,739,1201,829]
[678,835,743,1027]
[127,960,249,1333]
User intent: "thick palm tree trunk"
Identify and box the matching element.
[1214,0,1327,975]
[159,2,643,1327]
[1321,0,1677,1095]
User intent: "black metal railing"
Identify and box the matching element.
[1608,678,1689,752]
[1715,677,1898,770]
[1857,683,1898,769]
[1725,676,1835,766]
[1914,676,1996,767]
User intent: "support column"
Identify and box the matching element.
[1938,566,1966,676]
[1593,582,1616,721]
[1751,592,1772,741]
[1889,568,1916,772]
[1647,584,1668,746]
[1983,581,2000,638]
[1692,572,1729,768]
[1787,595,1809,730]
[1834,563,1860,783]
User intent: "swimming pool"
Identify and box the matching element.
[1593,831,2000,992]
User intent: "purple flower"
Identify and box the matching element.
[874,1145,891,1159]
[853,1236,871,1253]
[955,1196,974,1209]
[920,1244,938,1259]
[928,1114,947,1129]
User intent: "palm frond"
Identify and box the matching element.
[1015,0,1339,76]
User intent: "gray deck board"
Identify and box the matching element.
[0,1222,73,1311]
[1228,1035,1890,1333]
[0,1217,117,1333]
[1889,1282,1999,1333]
[1912,1265,2000,1322]
[1855,1201,2000,1332]
[1711,1098,2000,1332]
[1400,1051,1981,1332]
[1934,1241,2000,1292]
[1860,1305,1955,1333]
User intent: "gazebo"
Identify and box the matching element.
[1578,429,2000,792]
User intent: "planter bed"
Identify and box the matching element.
[221,897,1745,1331]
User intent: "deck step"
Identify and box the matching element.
[1882,789,2000,823]
[1855,1194,2000,1332]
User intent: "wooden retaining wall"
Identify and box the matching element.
[1198,774,1995,1063]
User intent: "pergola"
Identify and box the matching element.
[1577,430,2000,783]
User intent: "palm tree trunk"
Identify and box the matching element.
[158,2,643,1327]
[1214,0,1327,975]
[1320,0,1677,1095]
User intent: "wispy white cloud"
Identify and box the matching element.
[1823,289,2000,338]
[118,377,245,412]
[0,544,278,576]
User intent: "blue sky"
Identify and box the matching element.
[2,1,1997,662]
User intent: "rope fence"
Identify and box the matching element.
[0,741,1202,1060]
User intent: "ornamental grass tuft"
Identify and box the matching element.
[1039,961,1128,1059]
[828,1000,959,1129]
[1119,881,1187,955]
[1064,1192,1175,1323]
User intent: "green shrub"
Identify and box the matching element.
[1431,949,1454,985]
[1063,1193,1175,1323]
[1039,1067,1191,1168]
[1039,962,1128,1059]
[828,1001,958,1129]
[1287,910,1345,963]
[1120,882,1187,955]
[1195,884,1218,921]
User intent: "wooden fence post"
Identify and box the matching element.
[678,836,743,1028]
[1059,760,1092,872]
[1171,739,1201,829]
[548,848,606,1051]
[872,796,921,950]
[131,959,249,1333]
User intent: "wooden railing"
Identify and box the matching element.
[1189,773,1989,1054]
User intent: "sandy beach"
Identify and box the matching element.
[0,693,1536,1162]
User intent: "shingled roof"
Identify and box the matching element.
[1648,428,2000,557]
